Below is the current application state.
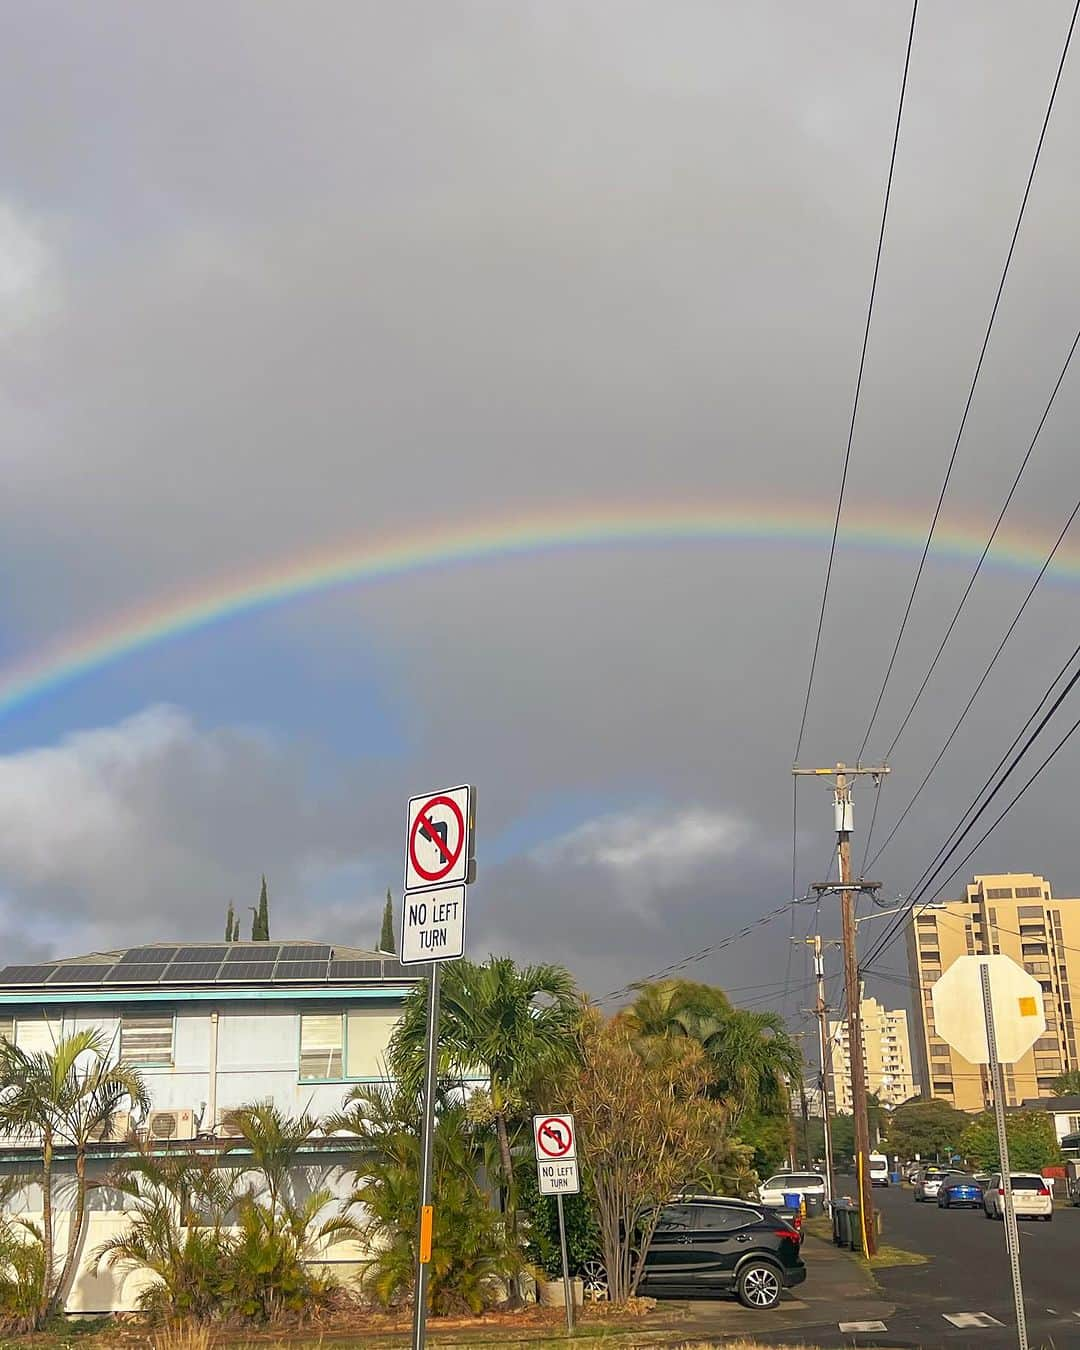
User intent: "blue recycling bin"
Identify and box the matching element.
[783,1191,802,1213]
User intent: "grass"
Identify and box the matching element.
[802,1215,927,1270]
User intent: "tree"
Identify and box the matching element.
[252,876,270,941]
[389,957,579,1204]
[960,1109,1062,1172]
[1051,1069,1080,1096]
[379,889,396,953]
[0,1029,149,1323]
[567,1011,730,1304]
[330,1083,519,1314]
[885,1097,967,1162]
[225,902,237,942]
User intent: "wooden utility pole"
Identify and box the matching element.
[794,761,887,1258]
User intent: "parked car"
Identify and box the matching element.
[869,1154,890,1187]
[756,1171,827,1210]
[636,1196,806,1309]
[937,1175,983,1208]
[913,1166,957,1202]
[905,1163,922,1184]
[983,1174,1053,1222]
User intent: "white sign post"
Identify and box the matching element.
[933,955,1044,1350]
[406,785,476,1350]
[534,1114,580,1332]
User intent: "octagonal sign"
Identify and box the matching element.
[931,955,1045,1065]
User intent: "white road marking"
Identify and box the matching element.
[838,1321,887,1333]
[943,1312,1005,1328]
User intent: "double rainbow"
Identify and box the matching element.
[1,500,1075,722]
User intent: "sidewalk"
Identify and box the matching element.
[635,1234,895,1343]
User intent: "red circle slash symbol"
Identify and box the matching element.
[537,1117,573,1158]
[409,795,465,883]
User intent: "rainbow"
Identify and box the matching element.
[1,499,1077,722]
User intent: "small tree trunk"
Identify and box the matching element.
[52,1147,89,1315]
[493,1111,522,1307]
[38,1129,54,1326]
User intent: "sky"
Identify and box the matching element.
[3,2,1080,1031]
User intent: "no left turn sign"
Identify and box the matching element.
[534,1113,576,1161]
[404,785,474,893]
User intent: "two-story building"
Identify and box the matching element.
[0,939,426,1313]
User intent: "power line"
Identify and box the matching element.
[865,494,1080,875]
[857,0,1080,760]
[880,326,1080,764]
[594,894,813,1005]
[793,0,918,760]
[862,664,1080,971]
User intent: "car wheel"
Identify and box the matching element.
[581,1259,609,1302]
[984,1206,993,1219]
[737,1260,783,1310]
[1043,1214,1053,1223]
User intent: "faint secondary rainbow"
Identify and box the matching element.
[2,499,1078,722]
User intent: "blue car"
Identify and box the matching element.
[938,1175,983,1209]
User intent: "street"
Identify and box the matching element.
[809,1180,1080,1348]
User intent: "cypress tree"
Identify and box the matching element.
[255,875,270,941]
[379,889,396,953]
[225,902,236,942]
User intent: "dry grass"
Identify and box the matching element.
[148,1326,215,1350]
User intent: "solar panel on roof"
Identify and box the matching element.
[328,960,383,980]
[278,944,332,961]
[104,963,170,983]
[160,962,225,983]
[224,945,282,963]
[218,962,276,980]
[0,965,59,984]
[273,960,329,980]
[47,964,111,984]
[173,946,228,962]
[118,947,179,965]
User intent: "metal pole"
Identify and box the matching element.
[412,962,441,1350]
[556,1192,574,1335]
[980,962,1028,1350]
[812,935,836,1208]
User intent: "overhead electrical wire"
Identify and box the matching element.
[861,655,1080,971]
[865,489,1080,875]
[879,326,1080,765]
[792,0,918,761]
[857,0,1080,760]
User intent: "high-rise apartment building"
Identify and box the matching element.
[907,872,1080,1112]
[828,992,916,1113]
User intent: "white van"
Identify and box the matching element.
[869,1154,890,1187]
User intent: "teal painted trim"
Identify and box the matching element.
[0,986,414,1008]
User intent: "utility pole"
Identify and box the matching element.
[799,933,836,1208]
[795,761,888,1258]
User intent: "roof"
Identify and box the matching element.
[0,940,425,990]
[1018,1095,1080,1112]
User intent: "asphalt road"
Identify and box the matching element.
[854,1180,1080,1348]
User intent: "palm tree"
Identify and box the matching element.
[705,1008,803,1124]
[389,957,580,1196]
[621,978,731,1042]
[0,1029,149,1322]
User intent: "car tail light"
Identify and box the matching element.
[998,1188,1005,1196]
[1038,1186,1050,1197]
[774,1228,802,1245]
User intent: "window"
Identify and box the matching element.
[933,1080,954,1093]
[986,888,1014,899]
[0,1018,11,1044]
[120,1015,174,1066]
[1016,891,1043,902]
[1068,1116,1080,1134]
[299,1009,402,1081]
[693,1204,759,1232]
[299,1013,342,1080]
[654,1204,695,1233]
[15,1018,62,1053]
[1035,1037,1061,1051]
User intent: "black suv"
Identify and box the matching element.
[637,1196,806,1308]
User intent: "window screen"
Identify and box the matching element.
[120,1015,174,1065]
[16,1018,61,1053]
[345,1009,400,1079]
[0,1018,12,1044]
[299,1013,343,1080]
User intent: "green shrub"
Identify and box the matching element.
[517,1164,600,1278]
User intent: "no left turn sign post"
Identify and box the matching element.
[534,1113,576,1161]
[404,785,474,893]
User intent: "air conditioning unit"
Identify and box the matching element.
[89,1111,131,1143]
[217,1109,246,1139]
[146,1108,197,1141]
